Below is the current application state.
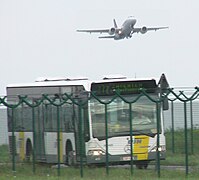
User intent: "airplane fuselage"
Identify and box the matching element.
[114,18,136,40]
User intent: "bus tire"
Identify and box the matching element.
[65,141,74,166]
[135,161,149,169]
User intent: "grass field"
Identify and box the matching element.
[1,130,199,179]
[0,163,199,180]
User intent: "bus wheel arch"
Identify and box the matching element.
[26,139,33,162]
[65,140,75,165]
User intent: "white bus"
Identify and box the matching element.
[7,74,169,168]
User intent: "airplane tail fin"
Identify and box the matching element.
[113,19,118,28]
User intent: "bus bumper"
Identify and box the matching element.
[86,151,166,164]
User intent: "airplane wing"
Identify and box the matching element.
[77,29,110,34]
[132,27,168,33]
[147,27,169,31]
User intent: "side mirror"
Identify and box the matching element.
[162,97,169,110]
[158,73,169,111]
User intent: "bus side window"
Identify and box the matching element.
[64,105,74,132]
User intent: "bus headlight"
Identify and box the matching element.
[87,149,105,156]
[151,145,166,152]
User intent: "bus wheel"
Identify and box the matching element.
[26,140,33,162]
[65,142,74,166]
[143,163,148,169]
[136,164,143,169]
[135,161,148,169]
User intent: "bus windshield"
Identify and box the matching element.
[90,95,158,139]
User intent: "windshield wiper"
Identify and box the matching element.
[93,133,130,140]
[115,130,156,137]
[93,130,156,140]
[132,129,156,137]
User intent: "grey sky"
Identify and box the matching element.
[0,0,198,95]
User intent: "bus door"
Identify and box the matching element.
[34,104,46,161]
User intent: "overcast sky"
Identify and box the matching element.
[0,0,199,95]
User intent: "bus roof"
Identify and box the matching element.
[92,77,158,84]
[7,76,159,92]
[7,78,91,91]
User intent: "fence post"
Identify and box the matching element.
[184,102,189,176]
[156,102,161,178]
[171,101,175,153]
[57,106,61,176]
[79,105,84,178]
[32,107,36,174]
[105,104,109,176]
[190,100,194,154]
[11,108,16,175]
[129,103,133,175]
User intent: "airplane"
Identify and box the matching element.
[77,17,168,40]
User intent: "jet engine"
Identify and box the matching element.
[140,26,148,34]
[109,28,116,35]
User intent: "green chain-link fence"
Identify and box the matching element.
[1,87,199,178]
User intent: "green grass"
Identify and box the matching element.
[1,129,199,179]
[165,129,199,154]
[0,144,10,163]
[163,129,199,166]
[160,152,199,167]
[0,164,199,180]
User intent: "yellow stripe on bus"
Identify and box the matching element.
[19,132,25,161]
[133,135,149,160]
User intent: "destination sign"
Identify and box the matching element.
[91,80,157,96]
